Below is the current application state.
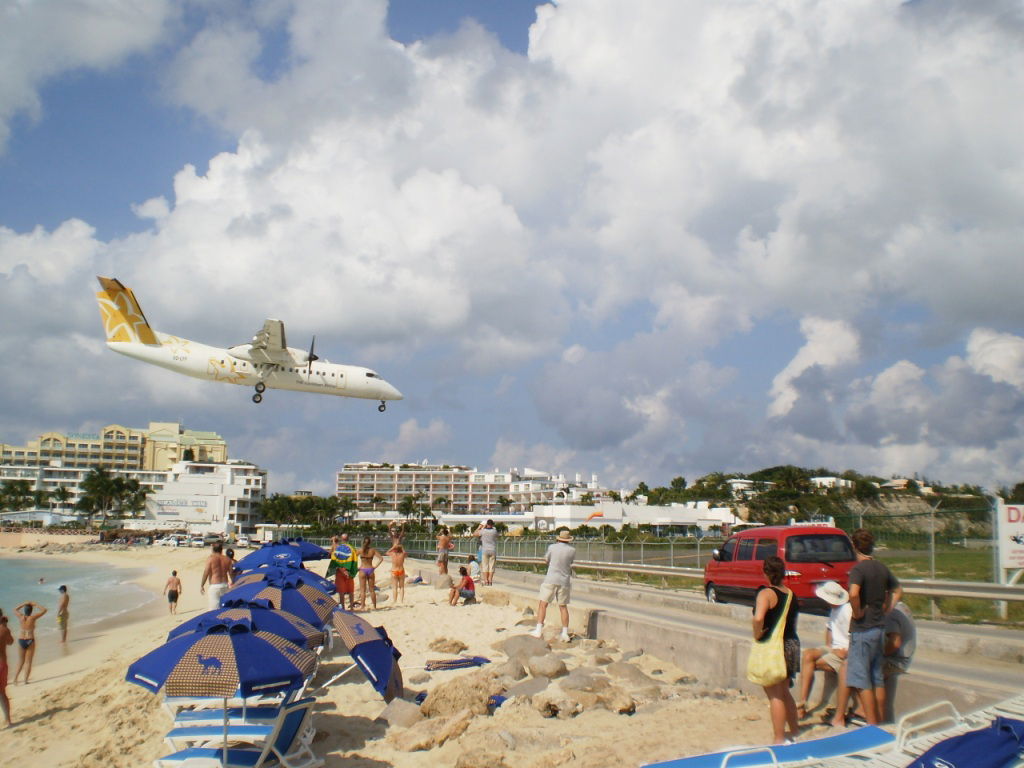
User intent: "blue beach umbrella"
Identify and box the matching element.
[331,608,403,702]
[126,622,316,764]
[234,543,303,571]
[284,537,329,561]
[220,581,338,628]
[232,565,336,595]
[166,607,324,650]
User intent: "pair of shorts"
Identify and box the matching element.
[167,590,179,604]
[207,582,228,610]
[18,638,33,650]
[459,589,475,600]
[334,570,354,595]
[783,638,801,684]
[57,614,68,627]
[392,569,406,580]
[820,650,845,674]
[481,552,496,572]
[436,551,449,563]
[847,627,885,690]
[539,582,571,606]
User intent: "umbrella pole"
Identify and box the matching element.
[311,662,358,692]
[223,696,229,766]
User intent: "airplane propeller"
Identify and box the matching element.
[306,336,319,375]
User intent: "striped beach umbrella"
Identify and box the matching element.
[234,543,303,571]
[220,581,338,628]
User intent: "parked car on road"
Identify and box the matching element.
[703,523,857,613]
[189,536,206,548]
[236,535,251,548]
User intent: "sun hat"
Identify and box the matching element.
[556,529,573,543]
[815,581,849,606]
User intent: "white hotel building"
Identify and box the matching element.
[336,461,608,515]
[1,460,266,535]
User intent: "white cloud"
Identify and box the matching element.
[361,418,453,462]
[489,438,577,476]
[967,329,1024,390]
[0,0,173,150]
[769,317,860,417]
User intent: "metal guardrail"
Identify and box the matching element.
[392,537,1024,603]
[308,536,1024,603]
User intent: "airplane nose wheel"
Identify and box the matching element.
[252,393,263,404]
[378,401,386,412]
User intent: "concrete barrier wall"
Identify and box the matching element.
[0,531,94,548]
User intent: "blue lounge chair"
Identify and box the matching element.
[153,697,321,768]
[642,726,893,767]
[172,706,281,729]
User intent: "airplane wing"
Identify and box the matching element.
[247,319,292,364]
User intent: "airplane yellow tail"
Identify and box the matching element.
[95,277,159,344]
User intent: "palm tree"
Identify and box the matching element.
[53,486,73,514]
[80,468,117,525]
[337,495,357,526]
[1,479,33,512]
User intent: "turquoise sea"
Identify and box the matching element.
[0,555,156,653]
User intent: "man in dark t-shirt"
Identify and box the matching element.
[835,528,900,726]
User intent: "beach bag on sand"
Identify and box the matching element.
[746,589,791,686]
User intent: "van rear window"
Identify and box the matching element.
[785,534,855,563]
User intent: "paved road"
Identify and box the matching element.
[481,562,1024,699]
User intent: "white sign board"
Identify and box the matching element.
[997,500,1024,570]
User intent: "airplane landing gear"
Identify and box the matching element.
[252,393,263,404]
[255,381,266,393]
[378,401,387,412]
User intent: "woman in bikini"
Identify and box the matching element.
[13,601,47,685]
[357,538,384,611]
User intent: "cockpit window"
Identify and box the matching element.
[365,372,378,378]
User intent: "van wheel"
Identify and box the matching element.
[706,584,721,603]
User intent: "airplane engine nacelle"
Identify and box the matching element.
[227,345,253,361]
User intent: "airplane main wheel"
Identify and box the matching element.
[378,402,387,412]
[255,382,266,393]
[252,393,263,404]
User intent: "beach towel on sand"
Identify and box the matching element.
[906,716,1024,768]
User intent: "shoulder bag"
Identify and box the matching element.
[746,589,792,686]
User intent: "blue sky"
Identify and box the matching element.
[1,0,1023,495]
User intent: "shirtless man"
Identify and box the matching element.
[436,527,453,575]
[0,610,13,726]
[163,570,183,615]
[387,544,408,605]
[200,542,234,610]
[57,585,70,643]
[12,601,47,684]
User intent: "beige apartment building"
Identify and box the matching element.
[0,421,228,473]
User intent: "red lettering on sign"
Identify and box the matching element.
[1009,506,1022,523]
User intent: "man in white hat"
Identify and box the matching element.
[529,529,576,642]
[796,581,852,721]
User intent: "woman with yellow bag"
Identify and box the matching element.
[749,555,801,744]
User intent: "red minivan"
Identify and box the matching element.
[703,523,857,612]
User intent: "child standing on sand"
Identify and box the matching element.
[387,544,407,605]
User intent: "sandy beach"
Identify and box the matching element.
[0,543,785,768]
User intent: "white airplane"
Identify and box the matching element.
[95,276,403,409]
